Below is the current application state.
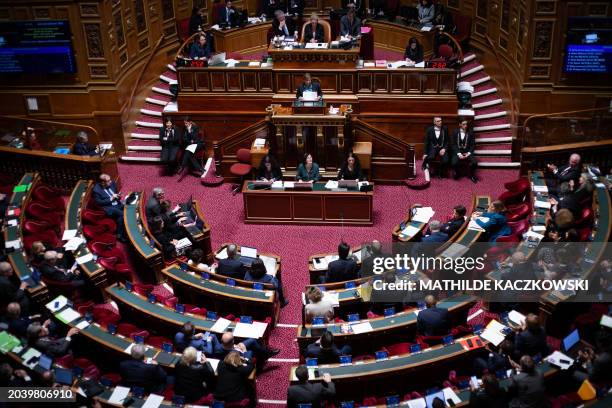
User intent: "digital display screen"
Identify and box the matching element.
[0,20,76,74]
[564,17,612,74]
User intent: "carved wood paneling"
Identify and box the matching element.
[210,72,225,91]
[162,0,174,20]
[535,1,556,14]
[32,7,51,19]
[477,0,488,19]
[80,3,99,17]
[530,65,550,79]
[113,9,126,48]
[83,23,105,59]
[501,0,510,32]
[259,72,273,91]
[588,3,608,16]
[340,74,354,93]
[134,0,147,33]
[357,73,372,92]
[89,65,109,78]
[373,73,388,93]
[195,72,209,91]
[226,72,241,91]
[532,20,554,59]
[138,36,149,50]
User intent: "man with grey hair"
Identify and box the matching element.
[272,9,294,36]
[27,322,79,357]
[38,251,84,286]
[216,243,246,280]
[146,187,165,221]
[0,262,29,313]
[73,131,98,156]
[119,343,167,393]
[92,173,127,242]
[546,153,581,193]
[422,220,449,243]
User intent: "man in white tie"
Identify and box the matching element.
[451,119,478,183]
[423,116,450,178]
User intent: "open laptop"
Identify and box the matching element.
[208,52,226,66]
[562,328,583,358]
[338,179,358,189]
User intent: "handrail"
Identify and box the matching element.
[523,107,610,133]
[438,31,464,64]
[521,138,612,154]
[0,114,99,138]
[485,34,516,126]
[125,35,165,121]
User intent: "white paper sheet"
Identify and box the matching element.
[420,25,432,31]
[108,386,130,404]
[313,257,328,270]
[302,90,318,101]
[22,348,42,369]
[254,138,266,147]
[248,61,261,67]
[232,321,267,338]
[415,61,426,68]
[412,207,435,223]
[508,310,526,326]
[323,291,339,307]
[76,320,90,330]
[480,328,505,346]
[271,181,284,189]
[216,247,228,260]
[185,144,198,154]
[350,321,373,334]
[46,295,69,312]
[76,253,93,265]
[240,246,257,258]
[62,229,78,240]
[325,180,339,189]
[531,225,547,232]
[208,358,220,373]
[175,237,192,249]
[63,237,85,251]
[259,255,277,276]
[210,317,232,333]
[141,394,164,408]
[443,387,462,405]
[7,219,18,227]
[56,308,81,324]
[601,314,612,329]
[532,185,548,193]
[467,219,485,232]
[401,224,421,237]
[4,240,21,250]
[284,181,295,189]
[534,200,551,209]
[546,350,574,370]
[406,398,427,408]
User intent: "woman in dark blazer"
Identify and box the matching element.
[244,258,287,307]
[213,351,255,404]
[296,153,320,182]
[338,152,364,181]
[404,37,424,64]
[159,118,181,173]
[472,200,512,242]
[150,216,178,258]
[304,13,324,43]
[174,346,215,403]
[190,34,211,59]
[257,154,283,181]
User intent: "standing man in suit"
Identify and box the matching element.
[92,173,127,242]
[451,119,478,183]
[416,295,450,336]
[514,314,550,358]
[422,116,450,178]
[340,6,361,38]
[119,344,168,394]
[159,118,181,174]
[440,205,466,237]
[287,365,336,407]
[304,13,325,43]
[507,355,547,408]
[216,244,246,280]
[217,0,237,26]
[324,242,359,283]
[546,153,581,194]
[272,9,295,37]
[73,131,98,156]
[296,73,322,100]
[178,117,205,178]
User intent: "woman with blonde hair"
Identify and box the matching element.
[174,346,215,403]
[214,350,254,404]
[304,286,335,323]
[472,200,511,242]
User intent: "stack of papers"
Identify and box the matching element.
[524,230,544,242]
[64,237,85,251]
[253,138,266,147]
[546,351,574,370]
[62,229,78,240]
[363,62,375,68]
[420,25,432,32]
[412,207,435,223]
[400,224,421,237]
[233,321,267,338]
[302,90,318,101]
[324,180,339,189]
[284,181,295,189]
[480,320,509,346]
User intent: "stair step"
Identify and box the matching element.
[121,151,162,162]
[168,63,176,72]
[127,145,162,152]
[475,142,512,150]
[152,82,172,96]
[127,138,161,146]
[472,87,497,98]
[135,120,163,128]
[459,64,484,79]
[474,110,507,121]
[460,60,482,74]
[473,98,503,109]
[476,130,512,139]
[465,71,490,86]
[162,70,177,80]
[474,123,511,132]
[131,132,159,140]
[461,53,476,64]
[146,94,172,106]
[140,108,163,117]
[478,161,521,168]
[476,136,513,143]
[159,74,177,85]
[475,149,512,156]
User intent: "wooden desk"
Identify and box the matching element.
[65,180,107,290]
[242,180,373,225]
[123,192,163,273]
[3,173,49,305]
[308,245,364,284]
[366,20,435,57]
[267,42,360,66]
[211,21,271,54]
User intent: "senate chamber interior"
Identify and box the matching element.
[0,0,611,407]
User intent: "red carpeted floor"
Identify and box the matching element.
[117,162,518,403]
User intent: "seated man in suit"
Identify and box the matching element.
[120,344,168,394]
[514,314,550,358]
[549,182,580,218]
[546,153,581,194]
[507,356,547,408]
[273,9,295,37]
[340,5,361,38]
[422,116,450,178]
[422,220,449,243]
[416,295,449,336]
[27,322,79,357]
[38,251,85,287]
[92,173,127,242]
[451,119,478,183]
[210,332,279,372]
[296,73,322,100]
[304,13,324,43]
[286,0,304,16]
[441,205,466,237]
[287,365,336,407]
[146,187,164,221]
[217,0,238,27]
[305,331,352,364]
[72,131,98,156]
[216,244,246,280]
[0,263,29,315]
[324,242,359,283]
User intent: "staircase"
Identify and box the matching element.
[121,64,178,162]
[458,53,520,169]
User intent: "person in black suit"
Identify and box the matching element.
[0,263,29,314]
[441,205,466,237]
[0,363,33,387]
[159,118,181,174]
[340,6,361,38]
[39,251,85,287]
[546,153,581,194]
[27,322,79,357]
[257,154,283,181]
[72,131,98,156]
[507,355,547,408]
[119,344,167,394]
[324,242,359,283]
[174,346,215,403]
[422,116,450,178]
[214,351,255,404]
[178,118,205,177]
[416,295,450,336]
[272,9,295,37]
[296,73,322,100]
[217,0,238,27]
[92,173,126,241]
[216,244,246,280]
[549,182,580,218]
[151,216,186,259]
[404,37,424,64]
[189,34,211,59]
[146,187,165,221]
[287,365,336,408]
[514,314,550,359]
[305,331,352,364]
[338,152,364,180]
[263,0,282,18]
[188,7,205,35]
[469,373,510,408]
[451,119,478,183]
[286,0,304,16]
[303,13,325,43]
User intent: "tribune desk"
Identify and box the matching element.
[267,40,361,66]
[242,180,373,225]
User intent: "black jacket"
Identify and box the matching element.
[296,81,322,99]
[38,263,76,282]
[423,125,450,157]
[73,141,97,156]
[416,306,449,336]
[287,381,336,408]
[469,389,510,408]
[440,217,464,237]
[514,328,550,358]
[218,6,238,26]
[404,45,424,63]
[119,359,167,394]
[159,127,181,148]
[174,361,215,403]
[507,370,548,408]
[257,165,283,181]
[146,196,162,221]
[451,128,475,156]
[272,18,295,37]
[182,125,204,149]
[304,23,324,43]
[325,258,359,283]
[217,258,246,280]
[213,360,254,402]
[340,15,361,37]
[338,165,363,181]
[553,164,580,184]
[34,336,72,357]
[0,276,25,308]
[153,229,177,259]
[305,344,344,365]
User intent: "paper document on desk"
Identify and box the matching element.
[211,24,220,30]
[415,61,426,68]
[363,62,375,67]
[64,237,84,251]
[185,144,198,154]
[254,138,266,147]
[6,219,18,227]
[240,246,257,258]
[323,291,339,307]
[406,398,426,408]
[524,230,544,242]
[260,255,277,276]
[468,217,488,232]
[443,387,462,405]
[302,90,318,101]
[271,181,284,189]
[248,61,261,67]
[389,60,408,69]
[46,295,69,312]
[108,386,130,404]
[175,237,191,250]
[401,224,421,238]
[546,351,574,370]
[141,394,164,408]
[508,310,526,326]
[210,317,232,333]
[532,225,546,232]
[532,185,548,193]
[480,320,508,346]
[412,207,435,223]
[535,200,551,209]
[325,180,339,189]
[216,247,228,260]
[284,181,295,189]
[421,25,432,31]
[305,42,320,49]
[62,229,78,240]
[225,59,238,67]
[56,307,81,324]
[76,252,93,265]
[4,240,21,250]
[233,321,267,338]
[351,321,373,334]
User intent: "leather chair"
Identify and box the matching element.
[506,203,530,222]
[229,148,252,195]
[574,207,594,229]
[504,177,530,192]
[32,185,65,213]
[507,218,530,236]
[300,19,332,43]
